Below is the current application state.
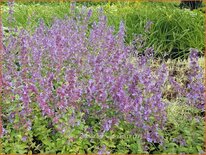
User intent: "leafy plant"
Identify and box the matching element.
[1,2,204,154]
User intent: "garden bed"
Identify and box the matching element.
[1,1,205,154]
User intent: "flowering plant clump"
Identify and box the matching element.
[167,48,204,111]
[1,6,204,154]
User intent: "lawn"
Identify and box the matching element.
[1,1,205,154]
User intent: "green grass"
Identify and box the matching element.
[2,2,72,30]
[103,2,204,58]
[2,1,204,59]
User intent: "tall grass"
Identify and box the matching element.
[2,1,204,58]
[103,2,204,58]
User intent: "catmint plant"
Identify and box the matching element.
[2,4,204,154]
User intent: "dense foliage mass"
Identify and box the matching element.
[1,3,205,154]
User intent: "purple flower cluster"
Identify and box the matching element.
[187,49,204,110]
[2,8,204,146]
[168,48,204,111]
